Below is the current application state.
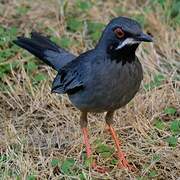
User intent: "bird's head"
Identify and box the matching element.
[97,16,153,54]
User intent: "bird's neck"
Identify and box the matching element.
[108,44,139,64]
[96,38,139,64]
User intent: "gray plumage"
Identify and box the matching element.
[52,49,143,112]
[14,16,153,114]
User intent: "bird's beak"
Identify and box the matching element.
[115,32,153,50]
[136,32,153,42]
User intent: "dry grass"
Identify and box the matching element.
[0,0,180,179]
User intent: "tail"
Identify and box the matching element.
[13,32,76,71]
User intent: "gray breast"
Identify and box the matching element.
[69,57,143,112]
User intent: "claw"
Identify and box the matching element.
[117,152,136,171]
[81,125,135,173]
[107,124,137,171]
[92,161,107,173]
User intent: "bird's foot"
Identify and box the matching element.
[92,161,107,173]
[117,151,135,171]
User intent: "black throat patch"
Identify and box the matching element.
[107,43,138,65]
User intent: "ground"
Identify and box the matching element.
[0,0,180,179]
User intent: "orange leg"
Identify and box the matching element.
[82,128,107,173]
[107,125,133,170]
[82,128,92,158]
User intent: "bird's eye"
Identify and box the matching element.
[114,28,124,38]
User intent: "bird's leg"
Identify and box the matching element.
[105,111,132,170]
[80,112,92,158]
[80,111,107,173]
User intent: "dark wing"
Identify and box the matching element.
[51,59,85,95]
[13,32,76,71]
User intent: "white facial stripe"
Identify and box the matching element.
[116,38,140,50]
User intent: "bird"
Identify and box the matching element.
[14,16,153,172]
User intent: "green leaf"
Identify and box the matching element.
[0,154,9,163]
[50,36,61,46]
[111,158,118,165]
[16,6,29,15]
[156,0,165,6]
[76,0,92,11]
[171,1,180,18]
[9,27,18,35]
[16,176,21,180]
[91,32,101,41]
[0,26,5,34]
[166,136,178,147]
[149,170,158,177]
[84,156,93,167]
[96,143,114,157]
[67,18,83,32]
[59,37,73,49]
[79,172,86,180]
[154,74,165,83]
[61,158,75,175]
[154,119,165,130]
[33,73,46,82]
[152,154,161,162]
[170,120,180,135]
[51,159,60,167]
[164,107,177,115]
[144,74,165,91]
[0,49,15,60]
[87,21,105,42]
[27,175,36,180]
[0,64,14,78]
[87,21,105,33]
[100,151,112,158]
[25,61,38,72]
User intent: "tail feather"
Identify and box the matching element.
[14,36,48,60]
[30,32,60,51]
[13,32,76,71]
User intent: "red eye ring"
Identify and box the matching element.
[114,28,124,38]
